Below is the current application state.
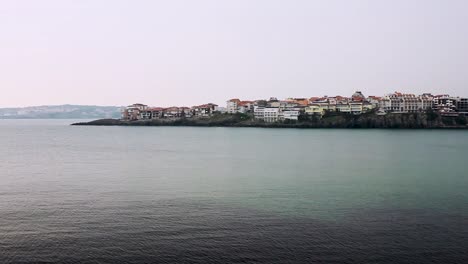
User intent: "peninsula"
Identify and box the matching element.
[72,111,468,129]
[72,91,468,129]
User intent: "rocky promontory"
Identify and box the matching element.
[72,112,468,129]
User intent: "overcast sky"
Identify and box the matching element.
[1,0,467,107]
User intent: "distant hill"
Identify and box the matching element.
[0,105,122,119]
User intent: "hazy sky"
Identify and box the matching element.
[1,0,467,107]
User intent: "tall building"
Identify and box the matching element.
[226,99,241,114]
[457,98,468,114]
[380,92,433,113]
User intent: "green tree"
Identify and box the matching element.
[456,114,467,125]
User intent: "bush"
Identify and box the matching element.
[456,114,467,125]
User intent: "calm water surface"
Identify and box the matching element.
[0,119,467,263]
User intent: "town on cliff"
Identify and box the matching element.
[120,91,468,123]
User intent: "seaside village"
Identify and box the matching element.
[122,91,468,122]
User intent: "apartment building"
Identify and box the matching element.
[263,108,280,122]
[381,92,433,113]
[226,99,241,114]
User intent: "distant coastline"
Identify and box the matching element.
[72,112,468,129]
[0,105,120,119]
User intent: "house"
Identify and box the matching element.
[381,92,434,113]
[363,102,375,112]
[334,96,350,104]
[305,104,327,116]
[309,97,321,104]
[279,101,299,109]
[149,107,164,119]
[192,103,218,117]
[122,103,148,120]
[180,107,192,117]
[140,110,152,119]
[282,109,300,120]
[457,98,468,114]
[433,95,459,114]
[238,101,254,113]
[286,98,309,107]
[254,105,265,120]
[267,97,280,107]
[164,107,183,118]
[336,104,351,113]
[367,96,381,107]
[351,91,366,102]
[227,99,241,114]
[254,100,268,107]
[349,102,363,115]
[263,107,280,122]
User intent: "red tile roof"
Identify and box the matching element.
[148,107,164,111]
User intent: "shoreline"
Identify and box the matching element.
[72,113,468,129]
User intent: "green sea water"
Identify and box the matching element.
[0,119,467,263]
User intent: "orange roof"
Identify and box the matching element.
[238,101,254,106]
[148,107,164,111]
[164,107,180,111]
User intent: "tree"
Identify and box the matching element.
[426,107,438,121]
[456,114,467,126]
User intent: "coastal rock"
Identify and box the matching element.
[72,113,468,129]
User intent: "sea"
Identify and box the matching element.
[0,119,467,264]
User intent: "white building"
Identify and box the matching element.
[226,99,241,113]
[122,103,148,120]
[380,92,433,113]
[140,111,152,119]
[282,110,300,120]
[263,108,280,122]
[349,102,363,115]
[254,106,265,120]
[336,104,351,113]
[433,95,458,114]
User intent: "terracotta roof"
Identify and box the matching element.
[238,101,253,106]
[148,107,164,111]
[165,107,180,111]
[196,103,217,108]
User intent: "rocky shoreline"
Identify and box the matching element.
[72,112,468,129]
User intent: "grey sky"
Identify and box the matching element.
[1,0,467,107]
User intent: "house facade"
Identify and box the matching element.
[121,91,464,122]
[121,103,148,120]
[263,108,280,122]
[380,92,433,113]
[227,99,241,114]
